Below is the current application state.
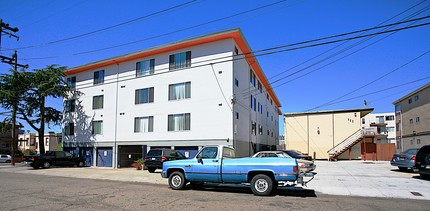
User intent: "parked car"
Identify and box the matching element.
[0,154,11,163]
[390,148,420,172]
[145,149,186,173]
[252,151,316,173]
[415,145,430,179]
[30,151,86,169]
[283,150,313,161]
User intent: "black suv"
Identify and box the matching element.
[144,149,186,173]
[415,145,430,180]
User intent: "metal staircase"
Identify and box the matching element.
[328,129,365,159]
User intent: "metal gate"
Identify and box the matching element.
[79,147,94,166]
[118,145,147,168]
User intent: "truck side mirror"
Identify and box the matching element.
[197,157,203,164]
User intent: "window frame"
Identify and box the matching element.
[135,87,154,104]
[93,70,105,85]
[168,82,191,101]
[92,120,103,135]
[134,116,154,133]
[168,113,191,132]
[169,51,191,70]
[92,95,104,110]
[136,59,155,77]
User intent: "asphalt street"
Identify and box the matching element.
[1,160,430,201]
[1,171,430,211]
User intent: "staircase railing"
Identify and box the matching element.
[328,129,364,158]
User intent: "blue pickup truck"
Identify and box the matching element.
[161,145,315,196]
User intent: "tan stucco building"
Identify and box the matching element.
[393,82,430,152]
[284,108,375,160]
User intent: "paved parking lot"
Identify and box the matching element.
[1,160,429,200]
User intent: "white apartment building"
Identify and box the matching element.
[361,112,396,144]
[63,29,281,168]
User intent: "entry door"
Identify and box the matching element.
[188,147,221,182]
[80,148,93,166]
[97,147,112,167]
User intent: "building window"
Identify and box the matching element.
[168,113,190,131]
[258,81,262,93]
[417,139,421,144]
[409,119,413,124]
[410,140,413,145]
[64,123,74,136]
[65,99,75,112]
[169,82,191,100]
[250,69,256,87]
[234,78,239,87]
[135,87,154,104]
[134,116,154,133]
[92,95,104,109]
[416,117,420,123]
[408,98,412,104]
[415,95,419,101]
[385,115,394,121]
[93,70,105,85]
[169,51,191,70]
[234,46,239,55]
[92,121,103,135]
[258,124,263,135]
[362,118,365,124]
[251,122,256,135]
[67,76,76,88]
[136,59,155,77]
[267,130,270,136]
[235,112,239,119]
[395,104,401,112]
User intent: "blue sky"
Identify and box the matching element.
[1,0,429,135]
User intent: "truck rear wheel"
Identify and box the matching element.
[148,167,156,173]
[168,171,186,190]
[250,174,273,196]
[77,161,85,167]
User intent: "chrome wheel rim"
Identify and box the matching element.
[172,175,182,187]
[255,178,268,193]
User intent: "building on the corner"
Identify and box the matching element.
[284,108,396,160]
[393,82,430,153]
[0,123,22,154]
[360,112,396,144]
[63,29,281,168]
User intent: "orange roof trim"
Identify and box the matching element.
[66,29,281,108]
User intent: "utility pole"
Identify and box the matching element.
[0,19,26,166]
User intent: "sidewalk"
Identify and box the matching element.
[1,161,430,200]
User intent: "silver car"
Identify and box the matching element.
[252,151,316,173]
[0,154,11,163]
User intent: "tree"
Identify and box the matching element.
[0,69,29,164]
[18,65,71,154]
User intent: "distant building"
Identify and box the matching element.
[0,123,22,154]
[18,132,62,153]
[393,82,430,152]
[284,108,395,160]
[361,112,396,144]
[63,29,281,168]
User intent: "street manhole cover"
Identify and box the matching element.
[411,192,423,196]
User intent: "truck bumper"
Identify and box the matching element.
[161,170,168,178]
[297,172,317,186]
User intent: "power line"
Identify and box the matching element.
[9,0,200,50]
[307,49,430,111]
[63,21,430,93]
[316,76,430,108]
[267,0,430,82]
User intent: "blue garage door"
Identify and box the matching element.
[80,148,94,166]
[175,146,199,159]
[97,147,112,167]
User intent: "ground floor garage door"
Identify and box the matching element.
[175,146,199,159]
[97,147,112,167]
[118,145,147,168]
[79,147,94,166]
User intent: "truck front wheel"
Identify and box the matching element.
[250,174,273,196]
[168,171,186,190]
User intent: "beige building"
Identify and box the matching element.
[284,108,381,160]
[393,82,430,153]
[18,132,62,153]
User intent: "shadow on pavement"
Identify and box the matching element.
[188,183,317,197]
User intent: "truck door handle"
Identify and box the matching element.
[212,160,219,162]
[185,165,191,168]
